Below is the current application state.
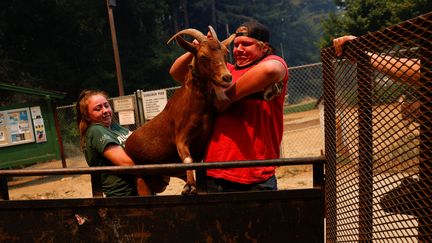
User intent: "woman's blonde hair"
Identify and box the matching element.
[76,89,109,149]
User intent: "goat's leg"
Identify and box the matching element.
[182,157,197,195]
[176,141,197,195]
[135,177,153,196]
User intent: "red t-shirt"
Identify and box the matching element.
[204,55,289,184]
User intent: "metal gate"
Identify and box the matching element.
[0,158,325,242]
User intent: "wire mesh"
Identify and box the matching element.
[56,64,324,160]
[281,63,324,158]
[322,12,432,242]
[55,94,138,159]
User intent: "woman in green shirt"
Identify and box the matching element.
[76,89,152,197]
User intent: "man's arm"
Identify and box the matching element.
[333,35,421,85]
[169,52,193,84]
[214,59,287,112]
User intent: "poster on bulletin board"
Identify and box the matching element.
[0,107,35,147]
[0,113,6,145]
[30,106,42,119]
[33,117,47,143]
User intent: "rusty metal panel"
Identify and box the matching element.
[0,189,323,242]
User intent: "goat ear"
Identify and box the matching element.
[174,36,198,55]
[221,34,235,48]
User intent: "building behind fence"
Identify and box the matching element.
[56,63,324,160]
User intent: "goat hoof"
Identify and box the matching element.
[181,184,191,195]
[181,183,198,195]
[189,185,197,195]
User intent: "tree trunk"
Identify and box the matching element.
[182,0,189,28]
[211,0,216,31]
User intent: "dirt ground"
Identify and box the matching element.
[8,110,321,200]
[7,160,314,200]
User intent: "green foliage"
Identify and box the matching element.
[1,0,338,104]
[320,0,432,48]
[2,0,431,106]
[284,101,317,114]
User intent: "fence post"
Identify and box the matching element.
[313,162,324,188]
[418,38,431,242]
[322,48,337,242]
[91,174,103,197]
[54,105,67,168]
[0,176,9,200]
[135,90,146,127]
[357,51,374,242]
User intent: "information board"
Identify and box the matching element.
[113,97,134,112]
[0,108,35,147]
[142,90,167,120]
[118,110,135,125]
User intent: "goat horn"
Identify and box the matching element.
[221,33,235,47]
[167,29,206,45]
[208,26,218,41]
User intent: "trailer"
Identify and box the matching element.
[0,157,325,242]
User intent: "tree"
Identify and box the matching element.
[0,0,116,103]
[0,0,177,103]
[1,0,338,104]
[320,0,432,48]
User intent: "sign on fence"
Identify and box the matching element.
[118,110,135,125]
[142,90,167,120]
[113,97,136,125]
[113,97,134,111]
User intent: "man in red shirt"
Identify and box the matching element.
[170,21,289,192]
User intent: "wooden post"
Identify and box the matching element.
[106,0,124,96]
[53,101,67,168]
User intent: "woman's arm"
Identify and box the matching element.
[226,60,286,101]
[103,144,152,195]
[103,144,135,166]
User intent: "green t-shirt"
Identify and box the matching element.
[84,123,136,197]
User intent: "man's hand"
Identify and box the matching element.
[333,35,357,56]
[213,87,231,112]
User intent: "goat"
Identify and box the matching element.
[125,26,234,195]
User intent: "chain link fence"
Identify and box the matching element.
[56,64,324,160]
[55,94,138,159]
[281,63,323,158]
[322,12,431,242]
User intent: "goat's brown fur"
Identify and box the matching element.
[125,26,234,195]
